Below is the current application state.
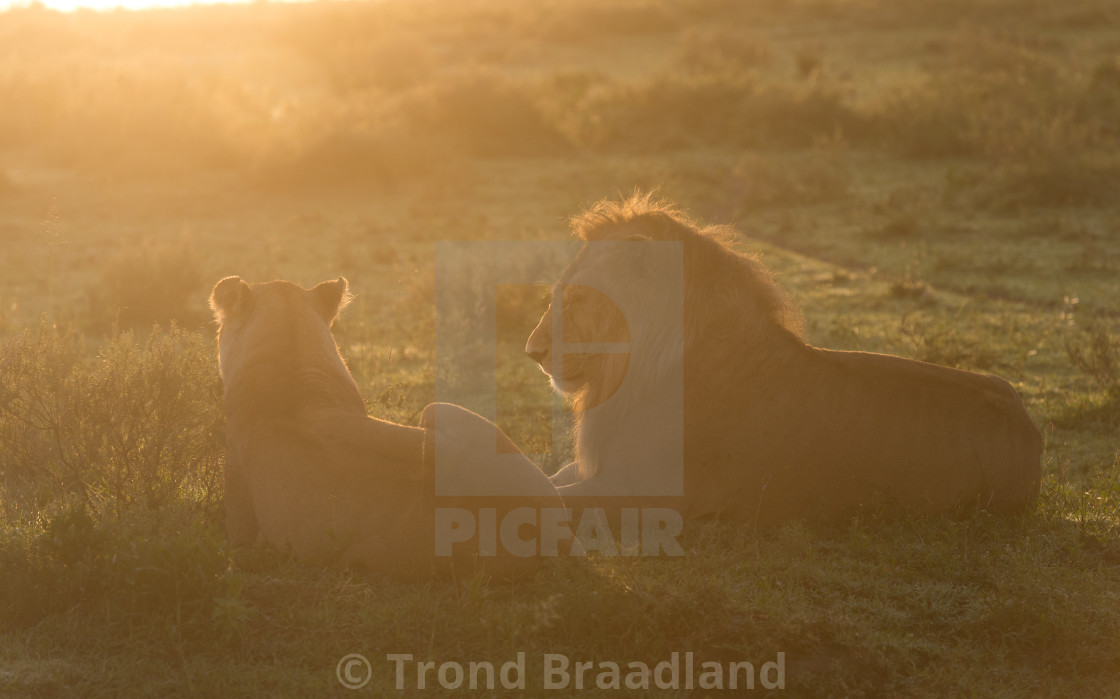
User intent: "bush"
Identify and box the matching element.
[255,126,437,191]
[534,0,679,43]
[1063,321,1120,427]
[0,56,241,175]
[0,323,224,522]
[0,320,237,637]
[400,71,574,158]
[576,73,864,151]
[1067,323,1120,398]
[876,27,1120,207]
[897,314,1004,371]
[679,29,771,75]
[254,71,573,189]
[292,32,438,95]
[0,502,244,636]
[985,133,1120,209]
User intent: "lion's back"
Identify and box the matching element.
[689,347,1042,521]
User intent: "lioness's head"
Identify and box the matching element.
[209,276,352,392]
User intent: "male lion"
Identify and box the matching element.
[525,194,1042,523]
[211,275,565,579]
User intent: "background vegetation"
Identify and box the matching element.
[1,0,1118,695]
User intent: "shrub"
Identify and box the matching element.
[889,277,932,300]
[576,73,864,151]
[1067,323,1120,398]
[294,33,438,95]
[876,27,1120,207]
[0,56,241,175]
[679,29,771,75]
[795,48,824,80]
[875,215,922,240]
[985,135,1120,209]
[399,71,574,158]
[897,314,1004,371]
[0,323,224,523]
[1063,321,1120,428]
[260,70,574,187]
[255,126,436,191]
[0,502,243,635]
[877,85,981,159]
[534,0,679,43]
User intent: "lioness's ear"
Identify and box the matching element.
[209,276,252,324]
[309,277,351,325]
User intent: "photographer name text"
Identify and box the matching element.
[357,651,785,691]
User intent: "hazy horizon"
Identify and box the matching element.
[2,0,313,13]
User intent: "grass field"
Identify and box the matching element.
[2,0,1119,696]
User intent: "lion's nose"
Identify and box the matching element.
[526,347,548,364]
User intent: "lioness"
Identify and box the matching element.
[211,275,564,579]
[526,194,1042,523]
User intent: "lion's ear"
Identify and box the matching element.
[209,276,252,324]
[309,277,351,325]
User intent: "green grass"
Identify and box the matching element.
[2,0,1119,695]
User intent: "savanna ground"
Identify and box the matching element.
[2,0,1119,695]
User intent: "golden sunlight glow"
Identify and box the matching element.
[6,0,279,11]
